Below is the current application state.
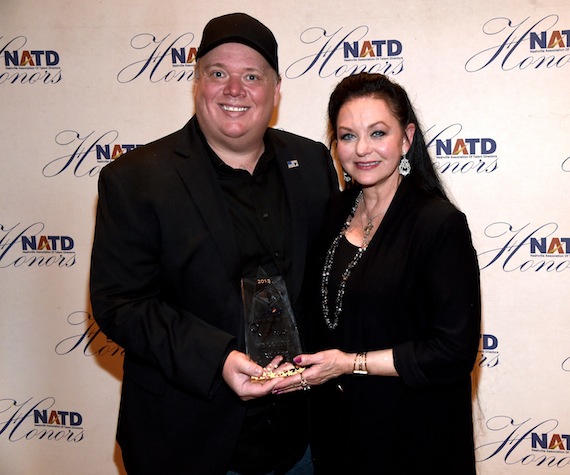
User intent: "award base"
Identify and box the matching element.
[251,366,305,382]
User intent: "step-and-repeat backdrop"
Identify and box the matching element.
[1,1,569,473]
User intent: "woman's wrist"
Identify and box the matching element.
[342,352,355,375]
[352,352,368,375]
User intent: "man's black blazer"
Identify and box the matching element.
[90,116,338,474]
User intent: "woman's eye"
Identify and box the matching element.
[340,133,355,141]
[371,130,385,138]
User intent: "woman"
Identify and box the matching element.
[274,73,481,474]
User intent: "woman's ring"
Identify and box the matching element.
[300,373,310,390]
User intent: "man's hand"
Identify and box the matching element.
[222,350,283,401]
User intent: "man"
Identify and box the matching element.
[90,12,338,475]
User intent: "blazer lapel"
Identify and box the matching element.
[273,138,308,304]
[172,120,242,283]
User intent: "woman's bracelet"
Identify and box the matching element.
[352,352,368,375]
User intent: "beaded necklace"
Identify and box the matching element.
[321,190,377,330]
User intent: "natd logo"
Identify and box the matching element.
[529,28,570,52]
[478,222,570,273]
[478,334,499,368]
[0,35,62,84]
[465,15,570,72]
[42,129,142,178]
[22,235,74,253]
[532,432,570,452]
[477,416,570,468]
[426,123,498,174]
[34,409,83,429]
[96,143,142,162]
[530,237,570,256]
[343,38,402,61]
[0,222,76,269]
[285,25,404,80]
[0,397,83,443]
[171,44,197,66]
[117,32,197,83]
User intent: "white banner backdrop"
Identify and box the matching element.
[1,0,569,473]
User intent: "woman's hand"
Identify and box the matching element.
[271,349,353,394]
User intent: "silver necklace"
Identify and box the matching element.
[321,191,377,330]
[361,194,386,229]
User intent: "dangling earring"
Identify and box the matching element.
[343,170,352,183]
[399,152,411,176]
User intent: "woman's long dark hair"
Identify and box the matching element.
[328,72,448,201]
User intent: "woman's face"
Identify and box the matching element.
[335,96,415,189]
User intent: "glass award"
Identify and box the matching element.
[241,268,303,379]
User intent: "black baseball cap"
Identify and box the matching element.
[196,13,279,73]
